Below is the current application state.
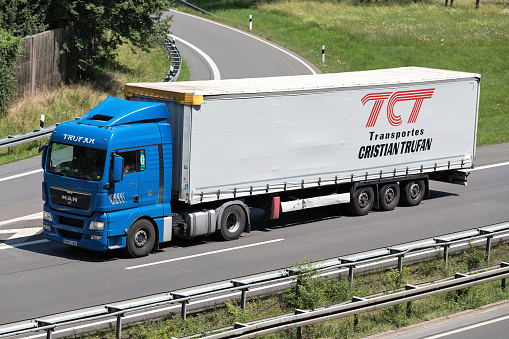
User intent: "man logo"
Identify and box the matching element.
[362,89,435,127]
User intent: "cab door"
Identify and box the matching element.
[109,148,145,208]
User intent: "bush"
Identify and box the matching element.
[0,28,22,116]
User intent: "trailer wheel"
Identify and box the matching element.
[349,186,374,216]
[400,180,425,206]
[125,219,156,257]
[217,205,246,241]
[379,183,400,211]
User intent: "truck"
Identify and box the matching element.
[40,67,480,257]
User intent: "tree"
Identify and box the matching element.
[0,0,48,37]
[0,29,22,116]
[44,0,172,78]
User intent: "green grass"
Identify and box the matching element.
[75,241,509,338]
[179,0,509,146]
[0,43,190,165]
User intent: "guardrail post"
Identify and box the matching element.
[231,280,250,310]
[434,238,450,266]
[172,293,190,320]
[106,306,125,339]
[339,258,357,286]
[389,248,406,273]
[479,230,494,263]
[36,320,55,339]
[405,284,418,317]
[351,297,366,331]
[295,309,308,339]
[502,263,509,289]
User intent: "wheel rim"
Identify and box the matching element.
[385,187,396,204]
[409,183,421,200]
[225,211,241,233]
[359,191,371,209]
[134,228,148,248]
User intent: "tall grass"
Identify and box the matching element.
[187,0,509,146]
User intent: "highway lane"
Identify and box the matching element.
[384,301,509,339]
[166,9,320,80]
[0,143,508,324]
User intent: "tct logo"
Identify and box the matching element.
[361,89,435,127]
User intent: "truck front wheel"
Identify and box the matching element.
[400,180,425,206]
[349,186,374,216]
[125,219,156,257]
[379,183,400,211]
[217,205,246,241]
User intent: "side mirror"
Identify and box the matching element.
[112,155,124,183]
[39,143,48,170]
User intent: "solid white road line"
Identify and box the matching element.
[422,313,509,339]
[125,238,285,270]
[170,34,221,80]
[0,168,42,182]
[470,161,509,171]
[169,9,317,75]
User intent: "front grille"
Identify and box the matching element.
[58,229,83,240]
[50,186,91,210]
[58,216,84,228]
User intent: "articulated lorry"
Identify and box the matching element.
[40,67,480,257]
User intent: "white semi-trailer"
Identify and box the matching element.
[42,67,480,256]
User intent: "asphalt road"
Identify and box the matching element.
[0,9,508,333]
[166,9,320,80]
[378,301,509,339]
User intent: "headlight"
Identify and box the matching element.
[89,221,105,230]
[43,211,53,222]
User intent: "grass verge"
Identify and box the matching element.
[0,42,190,166]
[178,0,509,146]
[75,241,509,338]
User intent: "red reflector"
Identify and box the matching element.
[271,196,280,220]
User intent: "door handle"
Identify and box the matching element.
[134,195,139,203]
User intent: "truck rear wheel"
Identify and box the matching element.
[217,205,246,241]
[379,183,400,211]
[125,219,156,257]
[400,180,425,206]
[349,186,374,216]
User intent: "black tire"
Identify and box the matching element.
[348,186,374,216]
[379,183,400,211]
[400,180,425,206]
[124,219,156,257]
[216,205,246,241]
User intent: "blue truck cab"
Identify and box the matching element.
[41,96,174,256]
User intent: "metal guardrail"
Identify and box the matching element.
[0,221,508,338]
[0,125,56,150]
[199,263,509,339]
[161,35,182,82]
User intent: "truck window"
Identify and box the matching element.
[120,149,145,174]
[47,142,106,181]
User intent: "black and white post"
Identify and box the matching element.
[40,114,45,129]
[322,45,325,64]
[249,15,252,30]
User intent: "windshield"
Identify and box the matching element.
[47,142,106,181]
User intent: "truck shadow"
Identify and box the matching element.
[15,189,458,259]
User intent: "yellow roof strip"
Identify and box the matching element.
[124,85,204,106]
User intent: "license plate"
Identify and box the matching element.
[64,239,77,246]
